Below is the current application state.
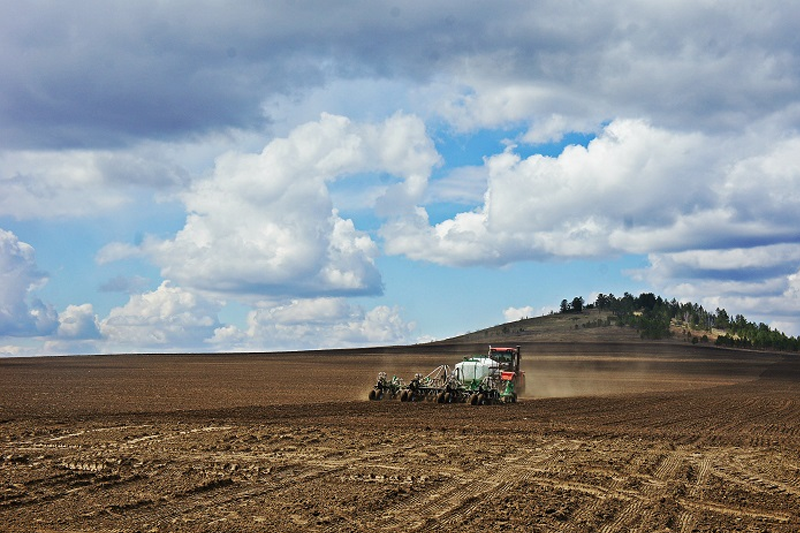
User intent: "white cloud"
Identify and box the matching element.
[723,137,800,226]
[426,165,488,205]
[263,77,419,137]
[99,281,221,351]
[0,149,187,219]
[95,242,143,265]
[0,229,57,336]
[384,120,800,266]
[0,151,125,219]
[57,303,100,340]
[503,305,534,322]
[134,113,439,300]
[384,120,706,263]
[209,298,414,351]
[639,245,800,281]
[0,345,27,357]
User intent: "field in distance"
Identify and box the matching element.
[2,311,799,532]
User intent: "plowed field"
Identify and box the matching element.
[2,341,799,532]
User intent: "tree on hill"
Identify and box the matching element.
[562,291,799,352]
[595,293,611,310]
[559,296,584,313]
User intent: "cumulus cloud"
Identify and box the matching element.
[132,113,438,299]
[383,119,800,266]
[0,229,57,336]
[99,281,221,351]
[57,304,101,339]
[503,306,534,322]
[209,298,414,351]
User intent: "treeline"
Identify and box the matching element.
[560,292,800,352]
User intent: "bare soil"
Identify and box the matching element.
[2,339,799,532]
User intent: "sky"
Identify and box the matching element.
[2,1,800,356]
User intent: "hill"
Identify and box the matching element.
[441,308,638,344]
[438,308,721,347]
[441,292,800,353]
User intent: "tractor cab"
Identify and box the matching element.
[487,345,521,374]
[487,345,525,395]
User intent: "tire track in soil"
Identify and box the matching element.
[686,451,712,500]
[674,448,797,531]
[2,426,318,523]
[677,498,793,524]
[342,442,574,532]
[641,449,686,526]
[336,442,530,532]
[464,441,644,533]
[1,448,156,516]
[0,420,160,508]
[547,474,618,530]
[594,449,663,533]
[343,463,486,531]
[109,440,407,531]
[545,446,687,533]
[718,450,800,498]
[4,424,388,531]
[677,448,713,533]
[433,449,542,529]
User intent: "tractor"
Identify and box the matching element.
[368,345,525,405]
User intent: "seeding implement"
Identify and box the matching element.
[368,345,526,404]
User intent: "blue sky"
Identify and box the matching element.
[2,1,800,355]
